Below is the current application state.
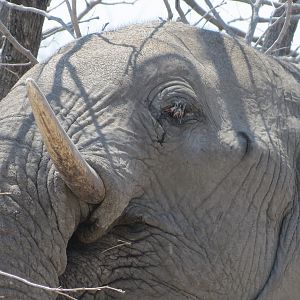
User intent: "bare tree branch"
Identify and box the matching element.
[245,0,263,44]
[231,0,300,13]
[0,270,125,300]
[0,0,9,48]
[0,62,31,67]
[71,0,82,37]
[203,0,232,33]
[100,0,138,4]
[265,0,293,54]
[262,0,299,55]
[0,0,75,38]
[163,0,173,20]
[47,0,65,12]
[65,0,82,38]
[75,0,137,27]
[258,14,300,21]
[1,66,20,79]
[175,0,189,23]
[42,17,99,40]
[43,0,139,40]
[182,0,252,39]
[193,0,226,26]
[254,11,286,47]
[280,53,300,62]
[277,43,300,61]
[0,20,38,65]
[102,22,109,31]
[228,16,251,24]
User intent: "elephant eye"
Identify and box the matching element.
[162,100,186,123]
[148,81,204,126]
[160,98,200,125]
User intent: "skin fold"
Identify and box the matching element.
[1,21,300,299]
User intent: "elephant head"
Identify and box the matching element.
[1,21,300,299]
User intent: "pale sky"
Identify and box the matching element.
[39,0,299,61]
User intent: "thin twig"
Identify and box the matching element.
[100,0,138,4]
[254,10,286,47]
[102,22,109,31]
[0,62,31,66]
[183,0,252,40]
[193,0,226,26]
[231,0,300,12]
[228,16,251,24]
[42,17,99,40]
[163,0,173,20]
[0,20,38,65]
[0,0,75,38]
[258,14,300,22]
[271,45,290,52]
[280,52,300,62]
[47,0,65,12]
[75,0,137,26]
[0,270,125,299]
[101,240,132,254]
[293,44,300,53]
[203,0,232,34]
[1,66,20,78]
[184,8,192,17]
[0,192,12,195]
[265,0,293,54]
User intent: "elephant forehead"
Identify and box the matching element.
[18,21,300,145]
[36,23,203,90]
[37,38,133,92]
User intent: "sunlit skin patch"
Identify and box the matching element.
[162,100,186,123]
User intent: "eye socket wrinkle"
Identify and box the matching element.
[148,80,205,126]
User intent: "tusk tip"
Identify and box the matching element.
[26,78,37,90]
[26,77,34,84]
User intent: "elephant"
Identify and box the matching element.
[1,20,300,299]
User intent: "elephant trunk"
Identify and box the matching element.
[0,208,59,299]
[0,80,96,299]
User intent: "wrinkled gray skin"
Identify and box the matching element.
[1,21,300,299]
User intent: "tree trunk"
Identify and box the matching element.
[263,0,299,56]
[0,0,50,101]
[0,3,9,48]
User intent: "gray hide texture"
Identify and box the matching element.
[1,21,300,299]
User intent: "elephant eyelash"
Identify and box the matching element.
[162,101,186,123]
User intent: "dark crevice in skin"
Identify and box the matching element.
[156,130,166,145]
[199,151,251,208]
[253,208,293,300]
[101,277,202,300]
[61,214,208,299]
[237,131,252,157]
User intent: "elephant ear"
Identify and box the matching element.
[26,78,138,243]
